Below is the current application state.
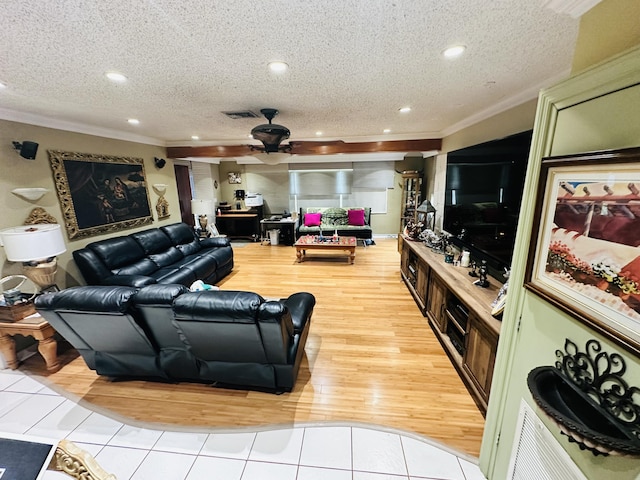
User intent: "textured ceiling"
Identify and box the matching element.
[0,1,580,148]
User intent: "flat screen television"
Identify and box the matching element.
[442,130,532,279]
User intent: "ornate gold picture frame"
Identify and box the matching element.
[48,150,153,240]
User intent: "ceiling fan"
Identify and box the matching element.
[166,107,442,162]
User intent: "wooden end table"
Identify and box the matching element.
[0,313,60,371]
[295,235,357,264]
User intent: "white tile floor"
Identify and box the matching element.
[0,369,486,480]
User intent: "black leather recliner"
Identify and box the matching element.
[72,223,234,288]
[35,284,315,392]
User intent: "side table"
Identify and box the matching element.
[260,218,299,246]
[0,313,60,371]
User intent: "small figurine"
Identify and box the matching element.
[468,261,478,277]
[474,260,490,288]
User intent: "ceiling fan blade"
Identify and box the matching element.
[288,139,441,155]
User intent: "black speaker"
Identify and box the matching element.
[154,157,166,169]
[13,141,39,159]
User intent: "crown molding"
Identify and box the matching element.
[543,0,602,18]
[440,69,572,137]
[0,108,165,146]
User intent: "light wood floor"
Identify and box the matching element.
[22,238,485,456]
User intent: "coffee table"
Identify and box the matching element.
[0,313,60,371]
[295,235,357,264]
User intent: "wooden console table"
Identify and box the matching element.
[399,235,502,414]
[0,313,60,371]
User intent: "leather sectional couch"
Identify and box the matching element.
[73,223,233,288]
[35,284,315,392]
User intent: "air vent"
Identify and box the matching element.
[507,400,588,480]
[222,110,259,119]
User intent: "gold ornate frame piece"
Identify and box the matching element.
[48,150,153,239]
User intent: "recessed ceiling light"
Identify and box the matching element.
[383,129,391,134]
[0,81,6,89]
[399,107,411,113]
[268,61,289,73]
[442,45,466,59]
[127,118,139,125]
[106,72,127,83]
[191,135,200,140]
[315,131,323,136]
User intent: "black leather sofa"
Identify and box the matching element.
[34,284,315,392]
[72,223,233,288]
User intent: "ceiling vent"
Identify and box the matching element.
[222,110,259,119]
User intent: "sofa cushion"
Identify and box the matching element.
[177,239,201,257]
[88,237,146,270]
[160,223,197,245]
[131,229,173,254]
[181,255,218,280]
[113,258,158,276]
[303,212,322,227]
[321,207,349,226]
[149,247,183,268]
[348,208,365,226]
[151,267,197,287]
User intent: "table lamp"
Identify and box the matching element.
[0,224,67,290]
[191,199,214,231]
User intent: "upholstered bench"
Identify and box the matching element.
[296,207,372,241]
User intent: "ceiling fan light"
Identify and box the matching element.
[253,152,290,165]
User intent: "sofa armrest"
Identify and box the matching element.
[258,301,294,364]
[35,285,139,312]
[135,284,190,304]
[101,275,157,288]
[283,292,316,334]
[199,237,231,248]
[73,248,112,285]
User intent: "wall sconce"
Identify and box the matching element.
[152,184,167,194]
[11,188,50,201]
[154,157,166,169]
[12,141,39,160]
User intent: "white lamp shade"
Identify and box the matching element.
[191,199,214,216]
[0,224,67,262]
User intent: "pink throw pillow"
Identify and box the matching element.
[348,209,365,226]
[304,212,322,227]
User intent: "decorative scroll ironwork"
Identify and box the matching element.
[528,338,640,456]
[555,338,640,439]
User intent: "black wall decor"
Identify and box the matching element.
[12,140,39,159]
[528,338,640,457]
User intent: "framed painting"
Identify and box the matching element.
[228,172,242,184]
[48,150,153,240]
[525,147,640,354]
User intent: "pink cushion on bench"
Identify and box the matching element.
[348,209,365,226]
[304,212,322,227]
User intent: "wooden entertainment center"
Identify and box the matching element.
[399,236,503,414]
